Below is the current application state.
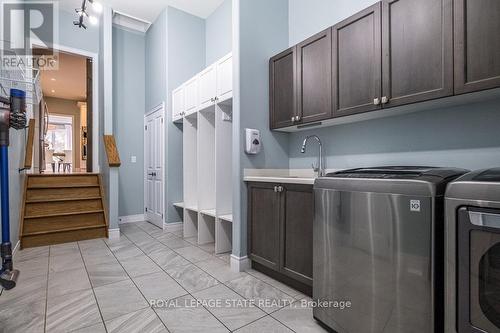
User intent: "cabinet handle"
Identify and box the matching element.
[374,98,380,105]
[381,96,389,104]
[295,116,301,122]
[278,186,284,192]
[273,186,278,193]
[291,117,295,123]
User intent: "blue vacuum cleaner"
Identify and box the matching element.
[0,89,27,290]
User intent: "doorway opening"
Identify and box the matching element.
[35,49,94,174]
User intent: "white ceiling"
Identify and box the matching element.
[40,52,87,101]
[58,0,226,22]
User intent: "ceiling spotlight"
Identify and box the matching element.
[51,89,55,93]
[50,78,56,81]
[73,0,100,29]
[92,1,103,13]
[89,16,98,25]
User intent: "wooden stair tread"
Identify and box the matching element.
[26,197,102,204]
[27,184,101,189]
[28,173,100,177]
[22,225,106,237]
[24,209,105,219]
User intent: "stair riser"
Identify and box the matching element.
[25,200,103,218]
[23,213,106,234]
[28,175,99,188]
[21,227,107,249]
[26,187,101,201]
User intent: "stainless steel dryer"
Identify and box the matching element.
[314,166,467,333]
[445,168,500,333]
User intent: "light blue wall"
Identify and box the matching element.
[290,99,500,171]
[145,9,167,111]
[166,7,206,223]
[58,9,100,53]
[113,27,146,217]
[233,0,290,257]
[205,0,233,65]
[287,0,500,172]
[288,0,377,45]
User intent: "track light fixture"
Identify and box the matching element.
[73,0,101,29]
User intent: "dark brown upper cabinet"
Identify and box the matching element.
[270,47,296,129]
[296,29,333,124]
[454,0,500,94]
[333,3,382,117]
[382,0,454,107]
[247,182,281,270]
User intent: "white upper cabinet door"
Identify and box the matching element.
[198,64,217,110]
[184,76,199,116]
[172,86,184,122]
[216,53,233,103]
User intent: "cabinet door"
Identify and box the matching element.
[172,86,184,122]
[296,29,333,124]
[454,0,500,94]
[198,65,217,110]
[270,47,296,129]
[382,0,453,107]
[333,3,382,117]
[184,77,198,116]
[281,184,314,285]
[216,53,233,103]
[248,183,281,270]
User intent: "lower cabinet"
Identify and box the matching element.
[247,182,314,289]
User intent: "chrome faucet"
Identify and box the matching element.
[301,135,325,177]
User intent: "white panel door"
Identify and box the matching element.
[198,64,217,110]
[216,53,233,102]
[144,104,164,228]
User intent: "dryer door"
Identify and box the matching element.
[458,207,500,333]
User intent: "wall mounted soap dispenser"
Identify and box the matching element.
[245,128,261,155]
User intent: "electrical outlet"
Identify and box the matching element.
[131,156,137,163]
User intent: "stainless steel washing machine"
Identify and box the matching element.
[314,166,467,333]
[446,168,500,333]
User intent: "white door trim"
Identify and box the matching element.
[144,102,166,228]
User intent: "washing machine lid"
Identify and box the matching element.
[326,166,465,180]
[446,168,500,202]
[316,166,468,196]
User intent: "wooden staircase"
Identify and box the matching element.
[20,174,108,249]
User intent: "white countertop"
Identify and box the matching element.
[243,168,341,185]
[243,175,316,185]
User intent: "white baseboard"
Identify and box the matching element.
[163,221,183,232]
[230,254,250,272]
[108,228,120,240]
[118,214,145,224]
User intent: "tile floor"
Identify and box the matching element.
[0,222,327,333]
